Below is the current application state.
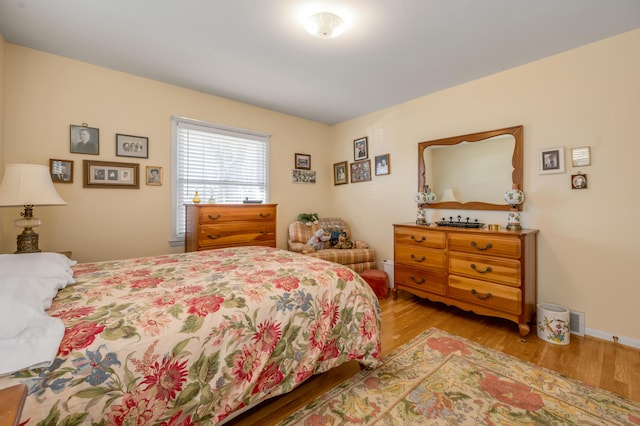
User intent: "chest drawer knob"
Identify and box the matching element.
[208,213,222,220]
[471,289,493,300]
[259,212,271,218]
[470,263,493,273]
[207,233,222,240]
[410,235,426,242]
[470,241,493,251]
[410,254,427,262]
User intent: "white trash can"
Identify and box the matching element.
[382,259,394,288]
[536,303,570,345]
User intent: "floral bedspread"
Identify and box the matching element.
[0,247,381,425]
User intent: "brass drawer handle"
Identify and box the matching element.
[470,241,493,251]
[410,254,426,263]
[410,235,426,243]
[471,289,493,300]
[259,213,271,218]
[470,263,493,273]
[410,275,426,284]
[207,233,222,240]
[207,214,222,221]
[260,230,271,235]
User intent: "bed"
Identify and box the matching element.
[0,246,381,425]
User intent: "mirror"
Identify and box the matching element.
[418,125,523,211]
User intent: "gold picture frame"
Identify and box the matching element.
[350,159,371,183]
[146,166,163,186]
[333,161,348,185]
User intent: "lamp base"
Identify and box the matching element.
[15,228,41,254]
[506,224,522,231]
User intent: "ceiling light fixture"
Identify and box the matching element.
[304,11,345,39]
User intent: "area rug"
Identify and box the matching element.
[277,328,640,425]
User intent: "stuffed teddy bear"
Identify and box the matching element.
[334,233,356,249]
[307,228,330,250]
[297,213,319,226]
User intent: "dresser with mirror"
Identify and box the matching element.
[393,126,538,336]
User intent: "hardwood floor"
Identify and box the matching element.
[229,291,640,425]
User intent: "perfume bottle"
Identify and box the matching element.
[192,191,201,204]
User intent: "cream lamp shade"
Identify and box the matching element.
[440,188,458,202]
[0,164,67,206]
[0,164,67,253]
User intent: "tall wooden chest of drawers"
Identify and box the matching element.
[185,204,277,252]
[393,223,538,336]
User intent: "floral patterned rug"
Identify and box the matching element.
[277,328,640,425]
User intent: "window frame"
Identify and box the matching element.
[170,116,270,246]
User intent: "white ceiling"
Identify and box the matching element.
[0,1,639,125]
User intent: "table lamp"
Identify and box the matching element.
[0,164,67,253]
[415,186,436,225]
[504,184,524,231]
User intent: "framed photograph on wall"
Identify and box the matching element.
[538,147,565,175]
[292,169,316,183]
[350,159,371,183]
[83,160,139,188]
[146,166,163,186]
[374,153,390,176]
[333,161,348,185]
[353,137,368,161]
[116,134,149,158]
[70,124,99,155]
[294,153,311,170]
[50,159,74,183]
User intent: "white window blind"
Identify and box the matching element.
[171,117,270,243]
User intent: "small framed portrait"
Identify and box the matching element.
[70,124,99,155]
[50,159,74,183]
[350,159,371,183]
[333,161,348,185]
[538,147,565,175]
[571,173,588,189]
[116,134,149,158]
[353,137,368,161]
[295,153,311,170]
[146,166,163,186]
[374,153,390,176]
[83,160,139,189]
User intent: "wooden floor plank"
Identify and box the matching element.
[229,292,640,425]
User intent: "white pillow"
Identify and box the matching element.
[0,296,64,375]
[0,252,76,284]
[0,276,68,311]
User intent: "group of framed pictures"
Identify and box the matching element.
[51,124,162,187]
[334,137,391,185]
[538,145,591,190]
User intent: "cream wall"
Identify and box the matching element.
[330,29,640,343]
[2,30,639,344]
[1,44,332,260]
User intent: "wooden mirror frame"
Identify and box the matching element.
[418,125,523,211]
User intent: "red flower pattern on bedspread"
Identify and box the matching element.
[1,247,381,425]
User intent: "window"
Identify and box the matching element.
[170,116,270,244]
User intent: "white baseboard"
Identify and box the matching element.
[585,328,640,350]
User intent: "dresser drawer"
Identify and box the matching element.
[198,205,276,225]
[448,233,521,259]
[394,226,445,249]
[197,222,276,249]
[449,252,521,287]
[395,265,446,295]
[448,275,522,315]
[395,244,446,271]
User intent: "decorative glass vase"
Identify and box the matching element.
[192,191,201,204]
